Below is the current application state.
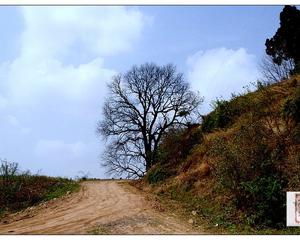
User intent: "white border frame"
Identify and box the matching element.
[0,0,299,5]
[0,2,299,240]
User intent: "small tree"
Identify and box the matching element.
[98,63,202,178]
[0,159,19,180]
[0,159,20,205]
[265,5,300,73]
[259,54,295,84]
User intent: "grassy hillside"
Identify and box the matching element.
[135,75,300,234]
[0,161,80,217]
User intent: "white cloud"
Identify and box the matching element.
[4,7,148,108]
[3,115,31,135]
[0,7,149,178]
[21,7,148,60]
[6,115,19,126]
[0,95,7,109]
[33,139,101,177]
[35,140,86,159]
[187,47,260,113]
[5,57,115,108]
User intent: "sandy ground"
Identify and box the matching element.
[0,180,200,234]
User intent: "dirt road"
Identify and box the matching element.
[0,181,200,234]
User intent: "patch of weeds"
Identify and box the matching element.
[0,208,5,218]
[227,223,238,234]
[88,226,110,235]
[44,180,80,201]
[147,165,170,184]
[0,160,80,214]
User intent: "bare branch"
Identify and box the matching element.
[98,63,203,178]
[259,54,295,84]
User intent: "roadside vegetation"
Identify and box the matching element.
[128,5,300,234]
[134,74,300,234]
[1,5,298,235]
[0,160,79,217]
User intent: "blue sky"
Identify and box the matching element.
[0,6,286,178]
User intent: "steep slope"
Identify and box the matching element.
[136,75,300,234]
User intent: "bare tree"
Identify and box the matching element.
[0,159,19,178]
[259,54,295,84]
[98,63,202,179]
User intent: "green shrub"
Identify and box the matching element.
[201,99,239,133]
[157,125,203,166]
[213,100,233,128]
[211,123,287,228]
[282,87,300,123]
[201,114,217,133]
[147,165,170,184]
[239,176,286,227]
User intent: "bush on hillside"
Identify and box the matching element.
[211,122,287,228]
[282,87,300,124]
[157,125,203,166]
[201,114,216,133]
[201,99,244,133]
[147,165,171,184]
[147,125,203,184]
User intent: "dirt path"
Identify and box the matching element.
[0,181,201,234]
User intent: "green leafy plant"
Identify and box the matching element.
[201,99,239,133]
[211,123,287,227]
[147,165,170,184]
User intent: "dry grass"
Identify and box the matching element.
[137,75,300,233]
